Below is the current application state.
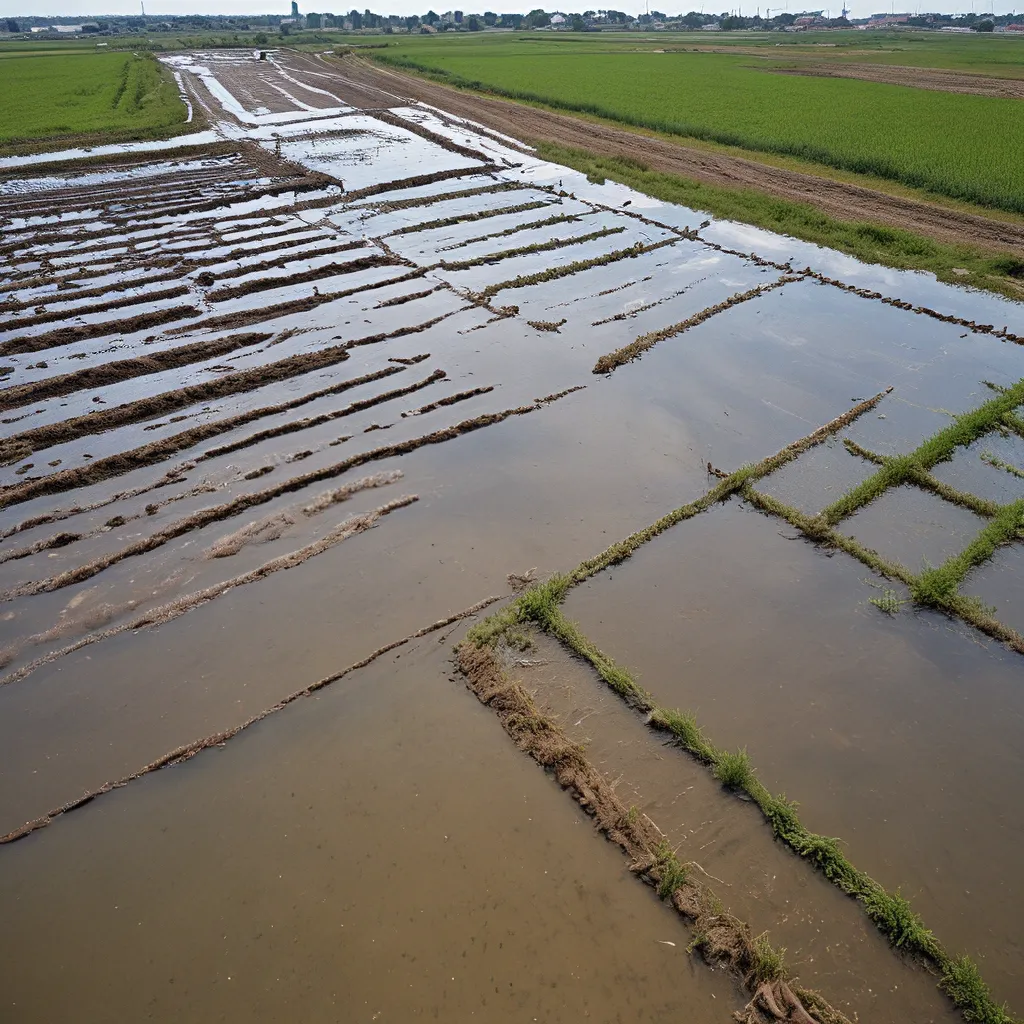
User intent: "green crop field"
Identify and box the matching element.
[372,35,1024,214]
[0,51,187,145]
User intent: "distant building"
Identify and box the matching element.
[550,13,566,24]
[701,20,721,29]
[866,12,910,26]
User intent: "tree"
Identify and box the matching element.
[483,10,497,24]
[975,18,994,30]
[571,13,586,30]
[526,8,551,26]
[467,15,482,29]
[5,19,19,31]
[348,8,362,27]
[424,8,439,23]
[254,31,269,42]
[306,12,322,26]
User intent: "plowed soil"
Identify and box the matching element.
[768,61,1024,99]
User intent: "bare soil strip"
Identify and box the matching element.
[0,365,406,512]
[0,393,580,617]
[0,332,273,412]
[766,62,1024,100]
[349,56,1024,257]
[0,306,203,357]
[0,594,501,845]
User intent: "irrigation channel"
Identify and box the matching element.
[0,48,1022,1024]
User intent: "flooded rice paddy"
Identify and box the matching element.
[0,48,1021,1023]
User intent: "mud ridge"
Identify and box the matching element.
[168,267,431,335]
[593,275,800,373]
[202,368,447,458]
[0,332,273,413]
[807,272,1024,345]
[439,211,586,252]
[342,164,494,204]
[364,180,525,214]
[206,253,405,302]
[0,312,457,468]
[401,385,493,417]
[439,225,625,271]
[0,364,410,510]
[386,199,552,237]
[456,642,851,1024]
[0,306,203,357]
[1,394,576,602]
[480,238,678,298]
[0,592,501,844]
[204,469,403,557]
[204,240,367,283]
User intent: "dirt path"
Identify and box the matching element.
[338,55,1024,257]
[768,61,1024,98]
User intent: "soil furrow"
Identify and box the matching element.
[0,332,273,413]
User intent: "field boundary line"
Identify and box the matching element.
[457,641,854,1024]
[0,593,502,846]
[457,387,1020,1024]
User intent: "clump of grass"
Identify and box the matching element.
[981,450,1024,479]
[861,884,937,954]
[750,932,787,984]
[655,843,688,899]
[869,587,904,615]
[713,748,755,790]
[941,956,1017,1024]
[649,707,717,763]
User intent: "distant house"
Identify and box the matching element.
[550,13,567,25]
[701,20,721,29]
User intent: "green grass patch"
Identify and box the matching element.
[0,52,187,146]
[531,143,1024,300]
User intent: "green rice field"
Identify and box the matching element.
[374,38,1024,213]
[0,51,186,144]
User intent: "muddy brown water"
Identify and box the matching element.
[516,631,961,1024]
[564,500,1024,1009]
[1,47,1023,1023]
[0,635,739,1023]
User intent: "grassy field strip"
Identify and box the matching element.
[373,51,1024,215]
[0,593,503,846]
[457,642,854,1024]
[532,143,1024,300]
[460,386,1020,1024]
[0,52,187,149]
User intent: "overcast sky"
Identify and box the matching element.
[3,0,1019,24]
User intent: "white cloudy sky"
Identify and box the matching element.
[2,0,1017,23]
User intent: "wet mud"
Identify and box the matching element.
[1,46,1022,1024]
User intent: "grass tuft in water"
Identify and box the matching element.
[713,748,755,789]
[750,932,787,984]
[869,587,904,615]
